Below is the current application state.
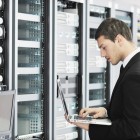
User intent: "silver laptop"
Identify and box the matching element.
[57,78,111,125]
[0,90,15,140]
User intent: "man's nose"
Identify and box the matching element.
[100,50,106,57]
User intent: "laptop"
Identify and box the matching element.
[0,90,15,140]
[57,78,112,125]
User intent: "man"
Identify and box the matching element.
[67,18,140,140]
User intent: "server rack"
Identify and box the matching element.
[52,0,86,140]
[13,0,44,139]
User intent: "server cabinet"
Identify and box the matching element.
[13,0,45,139]
[52,0,86,140]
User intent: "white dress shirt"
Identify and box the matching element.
[123,48,140,68]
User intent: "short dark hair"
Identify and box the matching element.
[95,18,132,42]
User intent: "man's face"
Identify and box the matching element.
[97,35,122,65]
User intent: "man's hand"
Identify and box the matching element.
[79,107,108,119]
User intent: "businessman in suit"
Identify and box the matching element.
[67,18,140,140]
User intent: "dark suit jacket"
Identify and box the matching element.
[89,52,140,140]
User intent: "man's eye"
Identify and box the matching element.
[102,47,106,50]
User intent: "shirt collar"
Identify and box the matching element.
[123,48,140,68]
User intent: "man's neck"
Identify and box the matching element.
[121,43,136,61]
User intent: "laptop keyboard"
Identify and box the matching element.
[74,115,93,121]
[69,114,93,121]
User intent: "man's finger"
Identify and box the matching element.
[79,108,87,115]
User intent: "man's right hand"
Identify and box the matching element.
[79,107,108,119]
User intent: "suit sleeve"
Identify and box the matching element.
[88,72,140,140]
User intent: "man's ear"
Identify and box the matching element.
[115,34,124,46]
[115,34,123,43]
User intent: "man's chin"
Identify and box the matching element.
[111,62,119,65]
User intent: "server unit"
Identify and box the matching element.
[13,0,44,139]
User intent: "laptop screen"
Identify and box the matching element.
[0,90,15,132]
[57,79,69,116]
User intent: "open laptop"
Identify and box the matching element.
[0,90,15,140]
[57,78,112,125]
